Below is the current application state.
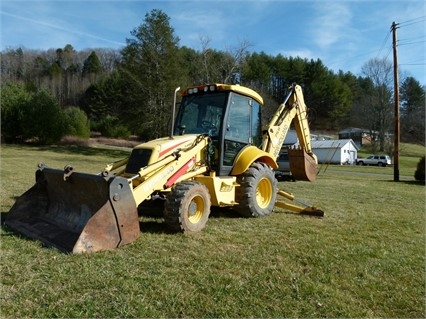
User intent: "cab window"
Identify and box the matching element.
[175,92,227,137]
[223,93,260,166]
[225,94,251,143]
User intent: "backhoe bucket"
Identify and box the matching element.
[287,147,317,182]
[5,165,140,253]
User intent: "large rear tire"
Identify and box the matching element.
[234,162,277,217]
[164,181,211,233]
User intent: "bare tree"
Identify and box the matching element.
[223,39,252,83]
[200,35,212,83]
[196,36,252,84]
[361,57,394,151]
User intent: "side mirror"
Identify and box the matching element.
[178,124,186,135]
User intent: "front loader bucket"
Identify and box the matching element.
[5,165,140,253]
[287,147,318,182]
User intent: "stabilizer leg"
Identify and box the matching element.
[275,190,324,217]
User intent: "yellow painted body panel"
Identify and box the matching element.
[130,136,209,205]
[195,173,238,206]
[133,135,198,164]
[181,83,263,105]
[230,146,278,176]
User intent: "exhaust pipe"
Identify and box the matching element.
[169,86,181,139]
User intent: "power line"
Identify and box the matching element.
[400,63,426,66]
[398,15,426,27]
[383,45,393,61]
[398,40,426,46]
[319,16,425,77]
[375,27,392,60]
[391,18,425,72]
[398,35,426,42]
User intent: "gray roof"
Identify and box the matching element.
[338,127,367,134]
[283,130,298,145]
[310,139,359,150]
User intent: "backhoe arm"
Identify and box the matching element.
[261,84,318,181]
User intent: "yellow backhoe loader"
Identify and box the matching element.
[6,83,324,253]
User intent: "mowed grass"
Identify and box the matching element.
[1,144,425,318]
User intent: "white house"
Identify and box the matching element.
[310,139,359,165]
[282,130,298,146]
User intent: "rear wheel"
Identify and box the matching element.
[164,181,211,233]
[234,162,277,217]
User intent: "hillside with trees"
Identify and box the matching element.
[1,9,424,149]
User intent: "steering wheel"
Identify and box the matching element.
[201,120,217,134]
[201,120,216,130]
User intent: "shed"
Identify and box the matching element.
[310,139,359,165]
[283,130,298,146]
[282,130,320,146]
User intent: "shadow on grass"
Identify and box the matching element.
[138,206,241,235]
[210,206,241,219]
[1,212,8,226]
[383,179,425,186]
[139,220,173,234]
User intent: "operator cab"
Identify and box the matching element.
[174,84,263,175]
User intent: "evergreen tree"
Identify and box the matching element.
[82,51,102,76]
[0,83,31,142]
[80,70,123,121]
[400,77,425,144]
[22,88,64,144]
[62,107,90,139]
[120,9,181,140]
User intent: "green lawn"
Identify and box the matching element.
[1,144,425,318]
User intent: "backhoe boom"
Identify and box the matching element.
[262,84,318,181]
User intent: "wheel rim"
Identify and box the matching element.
[256,177,273,209]
[187,195,205,224]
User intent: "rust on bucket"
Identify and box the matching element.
[5,165,140,253]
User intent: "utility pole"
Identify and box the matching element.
[392,21,400,182]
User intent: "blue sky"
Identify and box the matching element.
[1,0,425,84]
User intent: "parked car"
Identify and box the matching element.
[275,150,295,181]
[356,155,392,167]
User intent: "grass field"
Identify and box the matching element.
[1,143,425,318]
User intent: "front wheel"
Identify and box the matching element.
[164,181,211,233]
[234,162,277,218]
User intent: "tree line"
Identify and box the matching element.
[1,9,424,149]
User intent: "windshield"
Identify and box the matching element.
[174,92,228,137]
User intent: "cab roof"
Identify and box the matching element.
[181,83,264,105]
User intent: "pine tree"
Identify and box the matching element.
[120,9,181,139]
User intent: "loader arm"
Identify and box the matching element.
[128,135,209,206]
[261,84,318,181]
[5,134,211,254]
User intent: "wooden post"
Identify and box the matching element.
[392,21,400,182]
